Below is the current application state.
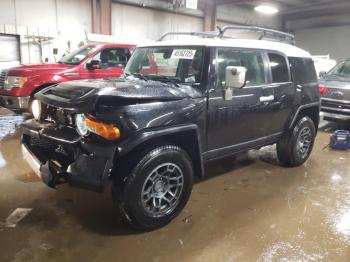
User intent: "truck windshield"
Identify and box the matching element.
[124,46,204,85]
[59,45,97,65]
[327,60,350,78]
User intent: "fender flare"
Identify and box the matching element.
[288,102,320,129]
[116,124,205,177]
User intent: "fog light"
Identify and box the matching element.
[31,100,41,120]
[75,114,88,136]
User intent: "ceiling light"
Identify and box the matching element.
[254,5,279,15]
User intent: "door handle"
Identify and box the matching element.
[259,95,274,102]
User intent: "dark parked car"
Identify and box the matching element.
[21,27,320,230]
[319,59,350,122]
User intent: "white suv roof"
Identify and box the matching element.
[139,38,311,59]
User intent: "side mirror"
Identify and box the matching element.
[225,66,246,89]
[224,66,246,100]
[319,71,327,78]
[86,60,102,70]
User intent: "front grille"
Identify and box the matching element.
[29,136,57,151]
[322,87,350,101]
[322,99,350,110]
[43,105,74,126]
[0,70,7,89]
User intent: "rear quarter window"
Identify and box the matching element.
[289,57,317,84]
[268,53,290,83]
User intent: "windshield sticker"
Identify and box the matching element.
[171,49,196,60]
[185,76,196,83]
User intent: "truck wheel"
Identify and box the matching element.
[277,116,316,167]
[112,145,194,230]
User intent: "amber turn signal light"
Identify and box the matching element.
[85,115,121,141]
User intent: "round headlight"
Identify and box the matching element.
[75,114,88,136]
[31,99,41,120]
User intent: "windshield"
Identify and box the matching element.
[327,60,350,78]
[124,46,204,85]
[59,45,97,65]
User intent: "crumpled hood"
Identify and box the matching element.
[36,78,202,112]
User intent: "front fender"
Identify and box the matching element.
[117,124,199,155]
[116,124,205,177]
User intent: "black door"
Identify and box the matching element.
[265,52,295,135]
[206,47,275,159]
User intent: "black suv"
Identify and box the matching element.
[21,27,320,230]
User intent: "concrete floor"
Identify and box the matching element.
[1,108,350,262]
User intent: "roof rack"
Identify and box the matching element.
[158,25,295,45]
[158,31,218,41]
[218,26,295,45]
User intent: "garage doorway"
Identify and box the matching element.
[0,34,21,70]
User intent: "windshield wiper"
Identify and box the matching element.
[147,75,181,87]
[125,72,149,81]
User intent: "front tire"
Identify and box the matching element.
[277,116,316,167]
[113,145,194,230]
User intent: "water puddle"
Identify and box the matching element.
[257,241,324,262]
[0,115,25,140]
[0,152,6,168]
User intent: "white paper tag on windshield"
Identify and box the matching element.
[171,49,196,59]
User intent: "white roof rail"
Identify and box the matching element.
[158,26,295,45]
[218,26,295,45]
[158,31,218,41]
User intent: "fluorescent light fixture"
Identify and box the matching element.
[254,5,279,15]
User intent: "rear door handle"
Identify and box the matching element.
[259,95,274,102]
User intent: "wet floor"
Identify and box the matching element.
[1,108,350,261]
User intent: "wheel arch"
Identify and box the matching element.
[289,103,320,131]
[31,83,58,98]
[116,125,204,178]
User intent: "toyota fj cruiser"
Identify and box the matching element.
[21,26,320,230]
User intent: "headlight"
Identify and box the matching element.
[75,114,88,136]
[31,100,42,120]
[4,76,28,89]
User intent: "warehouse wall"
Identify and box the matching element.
[111,3,282,42]
[294,25,350,62]
[0,0,282,64]
[0,0,91,64]
[112,3,203,41]
[217,4,282,29]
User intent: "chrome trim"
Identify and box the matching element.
[21,143,42,178]
[0,70,7,89]
[321,98,350,104]
[0,95,30,109]
[322,112,350,121]
[259,95,274,102]
[321,106,350,113]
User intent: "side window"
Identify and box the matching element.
[289,57,317,84]
[268,53,290,83]
[240,50,266,86]
[217,48,241,88]
[217,48,266,88]
[91,48,131,69]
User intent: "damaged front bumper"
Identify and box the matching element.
[21,119,117,192]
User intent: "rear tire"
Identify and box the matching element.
[112,145,193,230]
[277,116,316,167]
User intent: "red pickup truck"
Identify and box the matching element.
[0,43,135,112]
